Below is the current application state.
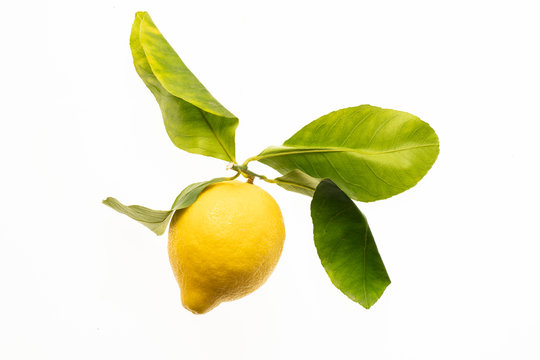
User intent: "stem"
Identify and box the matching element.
[226,171,241,181]
[241,156,259,167]
[231,164,273,184]
[231,163,313,191]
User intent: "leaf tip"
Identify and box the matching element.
[134,11,149,18]
[102,197,113,206]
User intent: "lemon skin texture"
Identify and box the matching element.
[168,180,286,314]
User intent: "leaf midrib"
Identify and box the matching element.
[257,143,438,162]
[196,108,236,163]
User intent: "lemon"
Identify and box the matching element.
[168,180,286,314]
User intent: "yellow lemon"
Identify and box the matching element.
[168,180,285,314]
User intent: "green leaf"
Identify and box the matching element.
[103,177,227,235]
[130,12,238,162]
[102,197,173,236]
[311,179,390,309]
[170,177,229,210]
[255,105,439,202]
[273,169,321,197]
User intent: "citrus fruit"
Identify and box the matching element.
[168,180,286,314]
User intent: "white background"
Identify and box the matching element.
[1,0,539,359]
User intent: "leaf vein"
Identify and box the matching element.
[196,108,235,162]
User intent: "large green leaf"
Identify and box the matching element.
[130,12,238,162]
[255,105,439,202]
[103,177,227,235]
[311,179,390,309]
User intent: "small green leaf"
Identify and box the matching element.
[103,177,227,235]
[102,198,173,235]
[255,105,439,202]
[170,177,228,210]
[273,169,321,197]
[130,12,238,162]
[311,179,390,309]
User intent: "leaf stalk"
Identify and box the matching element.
[231,164,276,185]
